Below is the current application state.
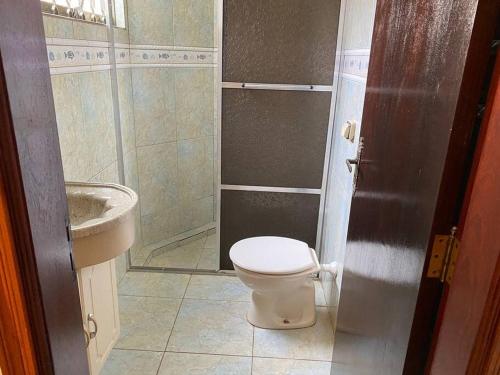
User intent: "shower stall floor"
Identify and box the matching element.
[135,231,218,270]
[102,272,334,374]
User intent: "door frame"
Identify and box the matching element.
[0,0,89,373]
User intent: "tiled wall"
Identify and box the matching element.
[319,0,377,319]
[124,0,217,259]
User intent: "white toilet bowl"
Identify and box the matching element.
[230,236,327,330]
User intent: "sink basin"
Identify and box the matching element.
[66,182,138,269]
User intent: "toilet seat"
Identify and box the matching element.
[230,236,320,275]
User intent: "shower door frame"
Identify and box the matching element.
[215,0,340,269]
[125,0,223,274]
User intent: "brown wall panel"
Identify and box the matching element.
[220,190,320,269]
[221,89,331,188]
[223,0,339,85]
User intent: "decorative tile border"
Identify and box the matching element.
[129,48,216,65]
[48,44,110,68]
[46,38,217,74]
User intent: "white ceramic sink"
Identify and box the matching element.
[66,182,138,269]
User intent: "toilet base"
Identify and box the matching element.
[246,279,316,330]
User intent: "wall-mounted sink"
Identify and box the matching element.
[66,182,138,269]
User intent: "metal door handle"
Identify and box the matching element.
[87,313,98,339]
[346,137,365,196]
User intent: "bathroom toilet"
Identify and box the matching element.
[230,236,336,330]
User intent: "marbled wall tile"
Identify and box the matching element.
[141,211,173,246]
[73,21,108,41]
[113,27,130,44]
[90,161,120,184]
[178,195,214,234]
[132,68,176,146]
[137,142,179,245]
[173,0,215,48]
[51,74,94,181]
[43,15,74,39]
[128,0,174,45]
[124,150,139,193]
[78,71,117,176]
[178,136,214,201]
[117,69,137,153]
[175,68,214,140]
[137,141,178,217]
[342,0,377,50]
[122,149,143,252]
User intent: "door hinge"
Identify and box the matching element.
[427,226,460,284]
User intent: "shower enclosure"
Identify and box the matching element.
[43,0,219,274]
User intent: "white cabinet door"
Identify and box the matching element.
[78,260,120,375]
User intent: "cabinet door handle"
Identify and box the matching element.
[88,313,98,339]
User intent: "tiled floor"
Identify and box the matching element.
[138,232,218,270]
[102,272,334,375]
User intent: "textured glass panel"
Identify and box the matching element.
[220,190,320,269]
[223,0,340,85]
[221,89,331,188]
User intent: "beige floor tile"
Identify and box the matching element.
[118,272,190,298]
[252,357,332,375]
[101,349,163,375]
[115,296,181,351]
[167,299,253,356]
[146,245,203,268]
[253,307,334,361]
[184,275,251,302]
[197,247,219,270]
[158,352,251,375]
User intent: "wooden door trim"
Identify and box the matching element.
[465,51,500,375]
[467,257,500,374]
[0,157,38,375]
[0,54,53,374]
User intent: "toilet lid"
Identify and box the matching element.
[229,236,317,275]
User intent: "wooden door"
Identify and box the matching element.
[0,0,89,373]
[427,47,500,375]
[331,1,499,374]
